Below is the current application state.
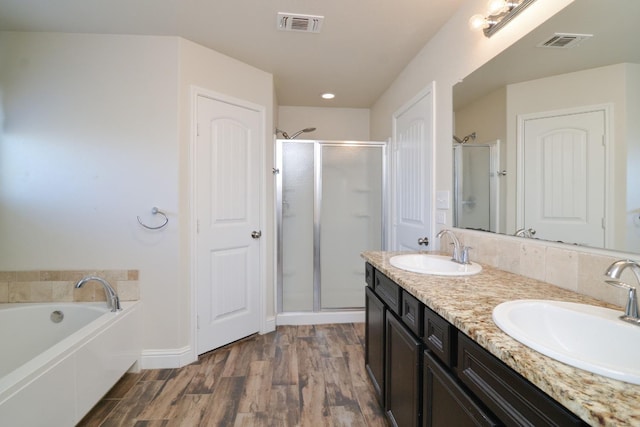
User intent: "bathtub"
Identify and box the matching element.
[0,301,141,426]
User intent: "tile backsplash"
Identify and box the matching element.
[448,228,637,309]
[0,269,139,303]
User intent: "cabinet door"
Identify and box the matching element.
[457,333,586,426]
[423,350,499,427]
[386,313,422,427]
[365,286,385,405]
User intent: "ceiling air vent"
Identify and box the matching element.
[537,33,593,49]
[277,13,324,33]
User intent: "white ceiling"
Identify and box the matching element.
[0,0,464,108]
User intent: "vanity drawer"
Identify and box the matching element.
[365,262,375,288]
[457,333,586,426]
[401,290,423,337]
[374,271,401,315]
[424,305,456,368]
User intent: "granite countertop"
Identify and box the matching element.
[362,251,640,427]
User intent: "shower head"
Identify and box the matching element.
[276,127,317,139]
[453,132,476,144]
[289,127,316,139]
[275,128,290,139]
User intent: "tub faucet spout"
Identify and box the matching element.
[75,276,121,312]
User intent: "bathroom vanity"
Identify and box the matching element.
[363,251,640,427]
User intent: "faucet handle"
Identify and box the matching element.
[449,243,460,263]
[626,288,639,319]
[460,246,473,264]
[605,279,635,290]
[606,280,640,321]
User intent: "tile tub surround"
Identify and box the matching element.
[363,251,640,427]
[0,270,139,303]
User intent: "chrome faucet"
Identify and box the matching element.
[604,260,640,325]
[75,276,121,312]
[514,228,536,238]
[436,229,471,264]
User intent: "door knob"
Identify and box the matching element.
[251,230,262,239]
[418,237,429,246]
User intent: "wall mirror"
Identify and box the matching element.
[453,0,640,254]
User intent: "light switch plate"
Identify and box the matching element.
[436,191,450,209]
[436,211,446,225]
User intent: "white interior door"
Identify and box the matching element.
[520,108,606,247]
[196,94,262,354]
[391,84,434,251]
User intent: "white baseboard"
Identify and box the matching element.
[140,313,334,369]
[276,310,365,325]
[262,316,276,334]
[140,346,196,369]
[141,316,277,370]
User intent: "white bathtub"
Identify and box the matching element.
[0,301,141,426]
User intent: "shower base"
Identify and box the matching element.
[276,310,365,325]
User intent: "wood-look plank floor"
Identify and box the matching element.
[78,323,389,427]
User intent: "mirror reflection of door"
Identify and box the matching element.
[518,108,607,247]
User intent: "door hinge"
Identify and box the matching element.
[196,219,200,234]
[196,123,200,137]
[196,314,200,330]
[602,217,606,229]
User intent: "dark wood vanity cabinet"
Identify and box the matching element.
[365,286,385,405]
[386,313,423,427]
[364,263,587,427]
[423,305,455,368]
[457,334,586,426]
[423,350,499,427]
[374,268,402,313]
[365,264,423,426]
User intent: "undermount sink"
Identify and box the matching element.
[493,299,640,385]
[389,254,482,276]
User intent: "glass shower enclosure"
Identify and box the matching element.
[453,140,501,233]
[276,140,386,313]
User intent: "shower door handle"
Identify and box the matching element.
[418,237,429,246]
[251,230,262,239]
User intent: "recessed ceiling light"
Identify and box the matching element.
[321,93,335,99]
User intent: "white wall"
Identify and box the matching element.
[370,0,575,229]
[278,106,370,141]
[455,87,506,145]
[370,0,640,307]
[0,32,275,363]
[0,32,183,352]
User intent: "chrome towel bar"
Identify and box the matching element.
[137,207,169,230]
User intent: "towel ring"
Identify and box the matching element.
[137,207,169,230]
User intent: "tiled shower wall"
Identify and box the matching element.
[448,228,635,309]
[0,270,139,303]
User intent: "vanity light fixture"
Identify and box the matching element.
[321,93,335,99]
[469,0,537,37]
